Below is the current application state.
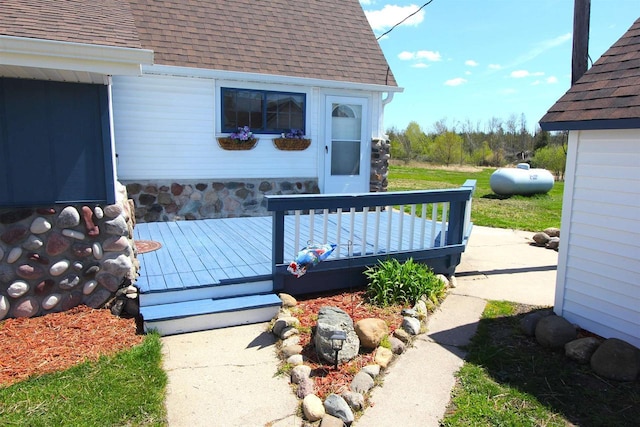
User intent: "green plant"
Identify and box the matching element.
[379,335,392,350]
[364,258,446,307]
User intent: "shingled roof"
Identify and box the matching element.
[1,0,396,88]
[0,0,142,49]
[540,17,640,131]
[126,0,396,87]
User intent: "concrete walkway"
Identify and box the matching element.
[161,226,558,426]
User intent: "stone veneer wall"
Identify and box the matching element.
[125,178,320,223]
[0,183,138,321]
[370,138,390,192]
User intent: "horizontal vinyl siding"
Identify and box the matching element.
[112,75,318,181]
[560,129,640,348]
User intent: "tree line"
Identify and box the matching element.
[387,114,568,179]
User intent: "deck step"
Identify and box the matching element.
[138,277,274,307]
[141,293,282,336]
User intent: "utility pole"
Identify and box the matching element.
[572,0,591,86]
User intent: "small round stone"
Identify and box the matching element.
[42,294,61,310]
[0,295,9,320]
[83,279,98,295]
[7,247,23,263]
[30,217,52,234]
[50,260,71,276]
[7,281,29,298]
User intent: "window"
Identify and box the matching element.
[222,88,305,133]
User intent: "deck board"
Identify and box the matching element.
[135,212,443,294]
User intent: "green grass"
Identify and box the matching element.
[442,301,640,426]
[388,163,563,231]
[0,333,167,427]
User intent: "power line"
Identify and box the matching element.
[376,0,436,40]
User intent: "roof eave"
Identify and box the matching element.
[539,118,640,131]
[142,64,403,93]
[0,35,154,77]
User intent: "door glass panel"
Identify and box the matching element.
[331,104,361,176]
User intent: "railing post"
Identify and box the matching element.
[272,209,285,291]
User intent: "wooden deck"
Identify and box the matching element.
[134,211,446,295]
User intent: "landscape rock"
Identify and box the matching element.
[279,293,297,307]
[413,299,428,319]
[546,237,560,250]
[341,391,365,411]
[532,232,550,246]
[361,364,381,378]
[535,315,577,349]
[520,310,552,336]
[374,346,394,369]
[402,316,421,335]
[544,227,560,237]
[389,335,406,354]
[281,344,303,358]
[319,414,343,427]
[323,393,354,425]
[350,371,375,394]
[272,316,300,337]
[393,328,412,343]
[302,394,325,422]
[56,206,80,228]
[355,318,389,349]
[296,376,315,399]
[286,354,304,366]
[280,326,299,340]
[314,306,359,364]
[590,338,640,381]
[565,337,601,364]
[281,335,300,347]
[291,365,312,384]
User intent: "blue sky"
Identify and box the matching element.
[360,0,640,133]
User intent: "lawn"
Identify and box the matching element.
[0,334,166,426]
[388,162,564,232]
[441,301,640,426]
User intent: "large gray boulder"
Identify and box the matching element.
[535,315,577,349]
[314,306,359,364]
[590,338,640,381]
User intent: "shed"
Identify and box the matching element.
[539,17,640,348]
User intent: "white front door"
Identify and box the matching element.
[324,96,369,194]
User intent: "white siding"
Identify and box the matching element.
[111,74,318,180]
[556,129,640,347]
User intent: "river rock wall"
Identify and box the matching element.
[0,183,138,321]
[124,178,320,223]
[370,138,390,193]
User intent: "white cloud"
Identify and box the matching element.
[465,71,472,75]
[399,50,441,65]
[531,80,541,86]
[499,88,517,95]
[511,70,530,78]
[445,78,467,86]
[546,76,558,84]
[398,51,415,60]
[488,64,502,70]
[465,60,478,67]
[364,4,425,32]
[416,50,442,61]
[511,70,544,78]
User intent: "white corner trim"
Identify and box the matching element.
[0,35,154,76]
[142,64,404,93]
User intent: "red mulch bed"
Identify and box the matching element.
[0,305,143,387]
[293,289,405,399]
[0,289,403,398]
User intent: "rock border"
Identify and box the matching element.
[271,274,451,425]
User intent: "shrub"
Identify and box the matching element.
[364,258,446,307]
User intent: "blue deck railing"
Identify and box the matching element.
[266,180,476,292]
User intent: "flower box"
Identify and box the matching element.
[217,137,258,150]
[273,138,311,151]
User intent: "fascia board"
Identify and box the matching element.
[0,35,154,76]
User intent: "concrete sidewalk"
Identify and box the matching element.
[161,226,558,426]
